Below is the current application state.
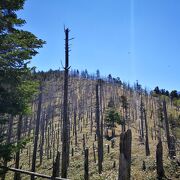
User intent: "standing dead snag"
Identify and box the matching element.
[74,110,78,146]
[93,143,96,163]
[2,115,14,180]
[40,111,46,165]
[31,83,43,180]
[162,99,175,158]
[84,148,89,180]
[90,94,93,136]
[144,108,150,156]
[99,80,104,162]
[96,82,103,174]
[121,95,128,132]
[118,129,132,180]
[156,140,165,180]
[52,151,60,178]
[61,28,71,178]
[140,95,144,140]
[14,115,23,180]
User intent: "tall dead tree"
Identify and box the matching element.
[14,115,23,180]
[74,110,78,146]
[73,94,78,146]
[144,108,150,156]
[140,95,144,140]
[39,111,46,165]
[52,151,60,178]
[99,80,104,162]
[31,83,43,180]
[90,93,93,135]
[96,83,103,174]
[61,28,70,178]
[84,148,89,180]
[156,139,165,179]
[118,129,132,180]
[162,99,173,158]
[2,115,14,180]
[121,95,128,132]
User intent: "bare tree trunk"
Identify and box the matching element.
[28,102,34,137]
[93,142,96,163]
[99,80,104,162]
[74,110,78,146]
[31,83,43,180]
[61,28,70,178]
[2,115,14,180]
[39,111,45,165]
[162,100,172,158]
[90,95,93,136]
[84,148,89,180]
[14,115,23,180]
[144,109,150,156]
[140,96,144,139]
[156,139,165,180]
[96,83,102,174]
[118,129,132,180]
[52,151,60,178]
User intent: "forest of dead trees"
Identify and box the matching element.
[1,1,180,179]
[0,27,179,180]
[1,65,180,179]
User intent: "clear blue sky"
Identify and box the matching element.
[18,0,180,91]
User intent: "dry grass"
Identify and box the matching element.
[5,120,180,180]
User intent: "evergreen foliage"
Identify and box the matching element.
[0,0,45,169]
[105,99,121,127]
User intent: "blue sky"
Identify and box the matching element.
[18,0,180,91]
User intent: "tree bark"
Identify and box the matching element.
[52,151,60,178]
[156,140,165,180]
[118,129,132,180]
[31,83,43,180]
[84,148,89,180]
[144,109,150,156]
[61,28,70,178]
[163,100,172,158]
[96,83,103,174]
[14,115,23,180]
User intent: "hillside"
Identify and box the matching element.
[4,70,180,180]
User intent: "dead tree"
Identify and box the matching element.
[74,110,78,146]
[90,94,93,135]
[96,83,103,174]
[31,83,43,180]
[84,148,89,180]
[14,115,23,180]
[52,151,60,178]
[157,101,163,140]
[39,111,46,165]
[28,105,33,137]
[144,109,150,156]
[156,139,165,179]
[61,28,70,178]
[99,80,104,162]
[1,115,14,180]
[118,129,132,180]
[93,143,96,163]
[83,134,85,150]
[140,96,144,140]
[163,99,172,158]
[121,95,127,132]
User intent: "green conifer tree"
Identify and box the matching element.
[0,0,45,173]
